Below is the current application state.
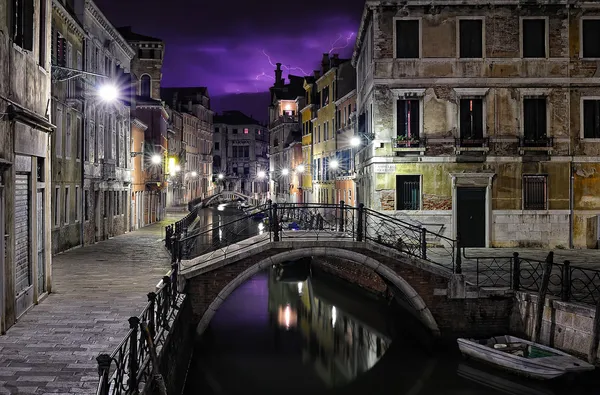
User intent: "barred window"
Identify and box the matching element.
[396,175,420,210]
[523,175,547,210]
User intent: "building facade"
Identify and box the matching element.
[268,64,305,202]
[1,0,53,331]
[50,0,86,254]
[120,28,167,225]
[130,118,147,230]
[213,111,269,198]
[161,88,214,203]
[166,108,184,206]
[352,0,600,248]
[334,89,357,207]
[300,76,318,204]
[75,0,135,244]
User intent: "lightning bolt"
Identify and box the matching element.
[329,33,355,54]
[260,50,310,76]
[255,71,275,81]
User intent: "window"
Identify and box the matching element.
[244,166,250,175]
[396,175,420,210]
[55,107,63,157]
[244,128,249,134]
[523,98,547,141]
[395,20,419,58]
[39,0,47,66]
[582,19,600,58]
[76,117,82,160]
[232,128,238,134]
[583,100,600,139]
[459,19,483,58]
[274,138,278,147]
[523,19,546,58]
[140,75,151,97]
[397,99,420,139]
[65,113,72,159]
[103,191,108,218]
[322,86,330,106]
[215,127,219,133]
[459,98,484,139]
[64,187,70,224]
[76,186,80,222]
[11,0,34,50]
[84,190,89,221]
[215,142,220,150]
[54,187,60,227]
[523,175,547,210]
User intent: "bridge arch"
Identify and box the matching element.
[195,247,440,337]
[202,191,250,206]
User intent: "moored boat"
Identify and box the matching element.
[457,335,595,380]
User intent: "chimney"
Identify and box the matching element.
[321,53,330,74]
[274,63,283,88]
[313,70,320,79]
[331,53,339,67]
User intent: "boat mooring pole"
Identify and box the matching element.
[588,299,600,364]
[533,252,553,343]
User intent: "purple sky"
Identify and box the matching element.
[96,0,364,118]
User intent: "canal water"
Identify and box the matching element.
[183,205,599,395]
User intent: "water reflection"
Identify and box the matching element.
[267,261,390,389]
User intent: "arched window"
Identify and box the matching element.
[140,75,151,97]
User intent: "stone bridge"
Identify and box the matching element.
[201,190,252,207]
[177,232,513,340]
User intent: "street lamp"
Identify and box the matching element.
[330,159,339,170]
[192,171,198,177]
[296,164,305,173]
[98,83,119,102]
[218,173,224,180]
[257,170,266,178]
[174,165,181,172]
[350,136,361,147]
[281,168,289,176]
[151,154,162,165]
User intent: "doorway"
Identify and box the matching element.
[456,187,486,247]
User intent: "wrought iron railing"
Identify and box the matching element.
[462,249,600,305]
[96,272,183,395]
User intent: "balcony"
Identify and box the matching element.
[66,80,84,104]
[454,137,490,154]
[391,137,427,154]
[269,115,299,129]
[518,136,553,155]
[102,162,116,180]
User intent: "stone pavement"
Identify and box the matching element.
[0,213,185,395]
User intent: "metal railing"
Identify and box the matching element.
[171,201,460,274]
[165,204,200,251]
[463,248,600,305]
[96,272,183,395]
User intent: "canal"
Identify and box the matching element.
[183,205,599,395]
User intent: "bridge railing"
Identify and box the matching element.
[96,274,183,395]
[462,248,600,305]
[165,203,200,250]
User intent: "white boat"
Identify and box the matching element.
[457,335,595,380]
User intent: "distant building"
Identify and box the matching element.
[73,0,135,244]
[213,111,269,198]
[268,64,305,203]
[50,0,86,254]
[162,88,214,202]
[118,27,166,225]
[1,0,53,330]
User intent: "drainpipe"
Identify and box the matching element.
[570,162,574,249]
[80,39,87,247]
[567,3,574,249]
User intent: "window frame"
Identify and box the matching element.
[392,89,425,141]
[520,17,549,59]
[580,17,600,60]
[54,186,61,228]
[457,17,485,59]
[521,96,548,141]
[393,17,422,59]
[64,186,70,225]
[522,174,548,211]
[580,96,600,141]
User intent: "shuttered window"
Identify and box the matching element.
[397,99,420,139]
[523,98,547,141]
[12,0,34,51]
[460,98,484,139]
[459,20,483,58]
[395,20,419,58]
[583,100,600,139]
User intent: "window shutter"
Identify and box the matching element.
[472,99,483,138]
[397,100,407,137]
[22,0,34,51]
[409,100,420,139]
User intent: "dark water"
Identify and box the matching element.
[182,263,599,395]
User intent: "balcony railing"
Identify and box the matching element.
[519,136,554,155]
[269,115,299,128]
[455,136,489,148]
[102,163,116,180]
[391,137,427,152]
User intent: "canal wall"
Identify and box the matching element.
[311,257,513,340]
[510,291,599,361]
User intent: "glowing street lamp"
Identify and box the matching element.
[218,173,224,180]
[174,165,181,172]
[350,136,361,147]
[191,171,198,177]
[330,159,339,170]
[98,83,119,102]
[257,170,266,178]
[151,154,162,165]
[281,168,289,176]
[296,165,305,173]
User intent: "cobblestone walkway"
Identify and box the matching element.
[0,214,184,395]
